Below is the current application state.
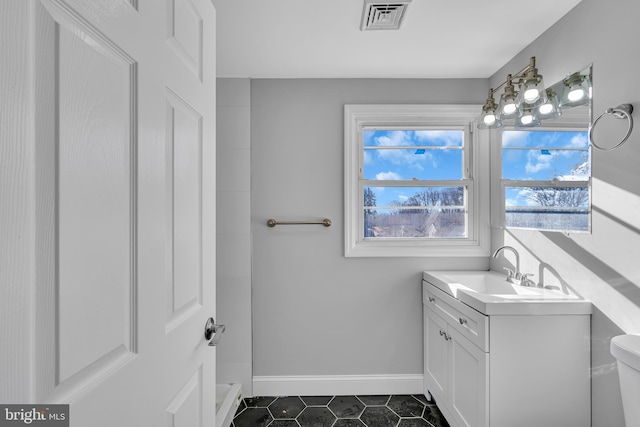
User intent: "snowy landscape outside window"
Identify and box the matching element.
[501,129,591,232]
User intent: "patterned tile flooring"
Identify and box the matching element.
[232,394,450,427]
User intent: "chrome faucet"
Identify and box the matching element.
[492,245,522,284]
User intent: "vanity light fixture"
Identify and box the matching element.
[478,56,580,130]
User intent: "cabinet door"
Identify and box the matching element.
[424,308,449,402]
[449,328,489,427]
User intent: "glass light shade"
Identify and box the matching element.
[559,73,591,108]
[537,89,562,120]
[517,70,547,110]
[498,80,519,120]
[478,107,502,129]
[515,107,541,128]
[502,102,518,116]
[477,92,502,129]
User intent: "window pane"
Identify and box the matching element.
[364,186,464,208]
[363,186,466,238]
[502,130,590,181]
[502,149,590,181]
[505,186,589,231]
[364,129,463,180]
[364,208,466,238]
[502,130,588,149]
[364,149,463,180]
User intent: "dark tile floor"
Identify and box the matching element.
[232,394,450,427]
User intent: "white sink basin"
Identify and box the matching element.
[423,270,592,315]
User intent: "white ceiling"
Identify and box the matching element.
[211,0,583,79]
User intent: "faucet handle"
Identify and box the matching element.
[521,273,536,287]
[503,267,514,278]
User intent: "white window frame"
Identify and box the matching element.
[344,104,490,257]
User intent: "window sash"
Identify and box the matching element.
[499,127,591,233]
[500,183,591,228]
[359,138,473,239]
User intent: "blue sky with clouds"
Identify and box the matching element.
[363,129,589,208]
[363,130,463,206]
[502,130,590,207]
[502,130,590,181]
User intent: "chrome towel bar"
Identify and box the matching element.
[267,218,332,228]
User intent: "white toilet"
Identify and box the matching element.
[611,334,640,427]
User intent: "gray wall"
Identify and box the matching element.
[250,79,487,377]
[489,0,640,425]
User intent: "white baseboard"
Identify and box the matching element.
[252,374,424,397]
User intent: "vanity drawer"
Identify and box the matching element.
[423,281,489,352]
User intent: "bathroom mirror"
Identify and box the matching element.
[543,65,592,128]
[501,65,593,233]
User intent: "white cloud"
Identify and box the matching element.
[505,197,518,207]
[374,131,434,169]
[376,131,409,147]
[525,153,552,174]
[363,150,372,164]
[570,133,588,148]
[376,171,402,180]
[502,131,529,147]
[517,189,541,206]
[414,130,462,146]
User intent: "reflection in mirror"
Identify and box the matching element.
[540,65,592,128]
[500,65,592,234]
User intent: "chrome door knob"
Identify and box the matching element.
[204,317,225,346]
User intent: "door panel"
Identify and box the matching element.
[168,0,204,81]
[166,89,204,326]
[57,10,137,385]
[166,368,203,427]
[16,0,217,425]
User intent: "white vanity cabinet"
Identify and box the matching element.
[425,307,488,427]
[423,279,591,427]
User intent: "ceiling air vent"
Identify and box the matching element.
[360,0,412,31]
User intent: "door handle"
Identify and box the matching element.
[204,317,226,347]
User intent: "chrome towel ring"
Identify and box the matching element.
[589,104,634,151]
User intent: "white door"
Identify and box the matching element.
[0,1,217,426]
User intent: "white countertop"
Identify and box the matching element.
[423,270,592,315]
